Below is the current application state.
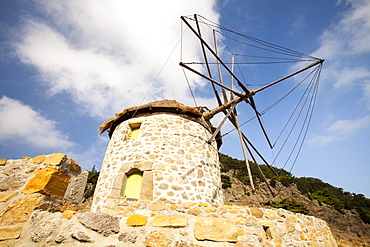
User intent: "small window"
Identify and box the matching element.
[128,121,142,140]
[124,171,143,199]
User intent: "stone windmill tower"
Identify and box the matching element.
[91,100,223,212]
[91,14,324,213]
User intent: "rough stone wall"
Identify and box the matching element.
[92,114,223,212]
[0,154,88,241]
[10,199,338,247]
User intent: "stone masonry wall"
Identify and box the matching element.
[11,198,337,246]
[92,114,223,212]
[0,154,88,242]
[0,156,338,246]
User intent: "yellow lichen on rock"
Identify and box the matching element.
[126,214,148,226]
[22,167,70,199]
[0,226,23,240]
[150,215,188,227]
[0,197,43,225]
[63,210,77,219]
[32,155,46,164]
[0,193,16,202]
[44,153,67,166]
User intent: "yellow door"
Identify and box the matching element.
[124,172,143,199]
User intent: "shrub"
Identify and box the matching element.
[221,175,232,189]
[261,199,309,214]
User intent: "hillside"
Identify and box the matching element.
[219,153,370,247]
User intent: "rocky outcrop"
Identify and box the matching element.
[0,154,88,243]
[222,172,370,247]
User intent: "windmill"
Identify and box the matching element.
[91,14,324,212]
[179,14,324,196]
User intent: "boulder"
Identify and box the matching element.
[22,167,70,199]
[29,211,61,243]
[63,169,88,204]
[78,212,119,236]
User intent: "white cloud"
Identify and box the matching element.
[328,116,370,135]
[308,116,370,145]
[14,0,219,119]
[314,0,370,59]
[312,0,370,105]
[0,96,74,149]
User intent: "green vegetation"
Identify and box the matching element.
[221,175,232,189]
[84,165,99,200]
[219,153,291,185]
[219,153,370,224]
[261,199,309,214]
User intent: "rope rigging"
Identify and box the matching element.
[180,14,324,196]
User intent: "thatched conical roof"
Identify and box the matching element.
[99,100,204,136]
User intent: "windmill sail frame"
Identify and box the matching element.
[180,14,324,196]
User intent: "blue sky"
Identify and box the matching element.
[1,0,369,197]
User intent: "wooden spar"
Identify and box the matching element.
[202,91,254,120]
[243,136,276,197]
[253,59,324,94]
[213,29,228,104]
[181,15,251,95]
[179,62,243,97]
[207,104,236,143]
[230,54,236,101]
[249,97,274,149]
[195,14,212,78]
[227,54,255,191]
[241,130,278,176]
[235,114,255,191]
[202,59,324,121]
[194,15,223,108]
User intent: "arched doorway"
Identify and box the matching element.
[123,170,143,199]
